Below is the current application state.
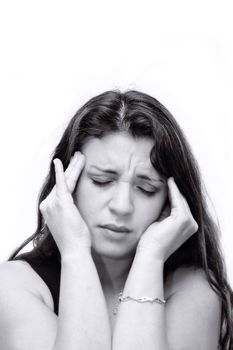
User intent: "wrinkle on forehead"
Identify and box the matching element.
[82,133,159,178]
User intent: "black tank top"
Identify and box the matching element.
[13,250,61,315]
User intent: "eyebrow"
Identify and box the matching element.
[89,165,165,183]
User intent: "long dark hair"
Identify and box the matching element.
[9,90,233,349]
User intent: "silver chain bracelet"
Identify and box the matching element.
[119,295,166,304]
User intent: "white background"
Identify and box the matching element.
[0,1,232,285]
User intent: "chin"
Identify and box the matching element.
[91,241,137,260]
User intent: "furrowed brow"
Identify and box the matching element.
[136,174,165,183]
[90,165,164,183]
[89,165,118,174]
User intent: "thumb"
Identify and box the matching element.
[157,201,171,222]
[66,152,86,193]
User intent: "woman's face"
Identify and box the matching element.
[74,132,168,259]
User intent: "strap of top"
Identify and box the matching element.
[13,251,61,315]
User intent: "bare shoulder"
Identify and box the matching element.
[0,260,57,349]
[0,260,54,312]
[164,267,222,350]
[164,265,221,311]
[165,266,219,298]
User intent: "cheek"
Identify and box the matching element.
[153,192,168,218]
[74,177,90,213]
[74,177,100,224]
[137,191,167,228]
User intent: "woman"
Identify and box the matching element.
[0,90,232,349]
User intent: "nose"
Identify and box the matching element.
[108,182,134,216]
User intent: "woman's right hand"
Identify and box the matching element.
[39,152,91,257]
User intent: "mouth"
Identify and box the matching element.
[99,224,131,233]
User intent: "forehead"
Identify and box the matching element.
[81,133,157,175]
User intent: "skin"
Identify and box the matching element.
[0,131,221,350]
[74,132,168,260]
[42,131,198,295]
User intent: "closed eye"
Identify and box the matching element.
[137,187,159,196]
[91,179,112,186]
[91,178,159,195]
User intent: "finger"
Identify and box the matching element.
[181,195,192,215]
[65,152,78,178]
[66,152,85,193]
[168,178,194,219]
[167,177,186,214]
[169,180,193,215]
[157,202,171,222]
[53,158,69,196]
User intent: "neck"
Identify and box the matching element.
[91,249,134,293]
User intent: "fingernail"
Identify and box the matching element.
[77,151,84,160]
[167,177,174,185]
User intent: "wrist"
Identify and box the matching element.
[61,246,92,263]
[135,246,165,266]
[123,248,164,298]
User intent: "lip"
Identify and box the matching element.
[99,224,131,233]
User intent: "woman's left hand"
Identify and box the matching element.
[137,177,198,262]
